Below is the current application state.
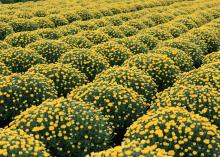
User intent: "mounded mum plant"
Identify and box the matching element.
[92,42,133,66]
[0,72,57,121]
[123,53,181,90]
[9,98,113,157]
[88,141,170,157]
[68,81,148,130]
[94,66,157,102]
[123,107,220,157]
[0,129,50,157]
[0,47,46,73]
[27,63,88,97]
[153,85,220,127]
[58,49,109,81]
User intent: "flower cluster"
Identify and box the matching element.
[137,34,160,50]
[0,15,11,23]
[145,28,174,41]
[118,25,138,37]
[16,11,34,19]
[0,22,14,40]
[5,32,41,48]
[60,35,93,49]
[27,39,70,63]
[123,107,220,157]
[0,47,46,73]
[153,85,220,127]
[68,81,148,130]
[140,16,156,26]
[149,13,173,25]
[160,39,203,67]
[79,30,110,45]
[153,47,194,71]
[202,50,220,64]
[58,49,109,80]
[175,67,220,92]
[76,9,94,21]
[9,19,38,32]
[58,24,81,36]
[35,28,62,39]
[0,62,12,76]
[183,28,220,54]
[88,141,170,157]
[62,11,81,23]
[0,72,57,121]
[48,14,69,27]
[33,9,47,17]
[27,63,88,97]
[201,62,220,71]
[115,37,149,54]
[100,26,125,38]
[9,98,113,157]
[92,42,133,66]
[105,16,123,26]
[74,21,98,31]
[0,129,50,157]
[159,24,183,38]
[0,0,220,156]
[126,20,147,30]
[94,66,158,102]
[90,19,110,28]
[124,53,181,90]
[174,16,198,29]
[0,41,11,50]
[32,17,55,28]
